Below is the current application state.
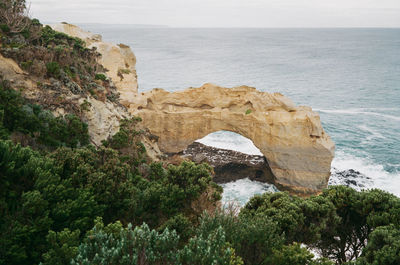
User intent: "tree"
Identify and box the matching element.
[196,209,284,265]
[355,225,400,265]
[240,187,400,264]
[0,0,30,33]
[313,186,400,263]
[270,243,333,265]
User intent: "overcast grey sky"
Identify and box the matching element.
[31,0,400,27]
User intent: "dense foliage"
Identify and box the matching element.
[0,136,222,264]
[241,187,400,264]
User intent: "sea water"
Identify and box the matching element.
[80,25,400,205]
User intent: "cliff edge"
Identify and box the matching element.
[50,23,138,105]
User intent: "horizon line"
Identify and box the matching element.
[50,22,400,29]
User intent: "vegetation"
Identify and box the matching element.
[45,61,61,78]
[0,3,119,102]
[0,77,89,148]
[0,0,30,34]
[94,73,107,81]
[0,1,399,264]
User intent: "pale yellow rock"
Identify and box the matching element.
[0,53,34,89]
[77,97,128,145]
[129,83,335,194]
[50,23,138,104]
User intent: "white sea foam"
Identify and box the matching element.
[357,124,386,145]
[330,151,400,197]
[198,131,400,204]
[315,108,400,121]
[220,178,279,207]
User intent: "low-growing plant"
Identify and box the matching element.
[46,61,61,78]
[94,73,107,81]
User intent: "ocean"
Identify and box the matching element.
[81,25,400,205]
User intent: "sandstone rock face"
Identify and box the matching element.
[129,83,335,195]
[50,23,138,105]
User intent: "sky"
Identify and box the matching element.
[31,0,400,27]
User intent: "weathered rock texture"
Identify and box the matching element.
[129,83,335,195]
[183,142,274,184]
[50,23,138,105]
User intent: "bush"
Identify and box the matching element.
[94,73,107,81]
[72,219,180,265]
[46,61,61,78]
[72,219,243,265]
[196,209,284,265]
[0,23,10,33]
[241,187,400,264]
[40,25,85,51]
[356,225,400,265]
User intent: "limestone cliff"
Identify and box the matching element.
[50,23,138,105]
[129,83,335,195]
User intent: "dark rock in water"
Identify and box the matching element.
[329,168,372,188]
[182,142,275,184]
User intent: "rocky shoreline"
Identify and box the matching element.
[181,142,275,184]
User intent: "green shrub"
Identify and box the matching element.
[41,229,80,265]
[94,73,107,81]
[40,26,85,51]
[72,219,180,265]
[356,225,400,265]
[241,187,400,264]
[46,62,61,78]
[0,140,102,265]
[0,24,10,33]
[179,226,243,265]
[72,219,243,265]
[20,60,33,70]
[31,18,41,26]
[118,68,131,75]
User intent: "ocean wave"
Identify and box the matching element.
[315,108,400,121]
[357,124,386,145]
[220,178,278,206]
[330,151,400,197]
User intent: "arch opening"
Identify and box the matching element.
[178,130,277,185]
[176,130,279,206]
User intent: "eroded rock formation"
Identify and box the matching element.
[129,83,335,195]
[50,23,138,105]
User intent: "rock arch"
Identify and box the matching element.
[129,83,335,195]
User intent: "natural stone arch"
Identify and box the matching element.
[129,83,335,195]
